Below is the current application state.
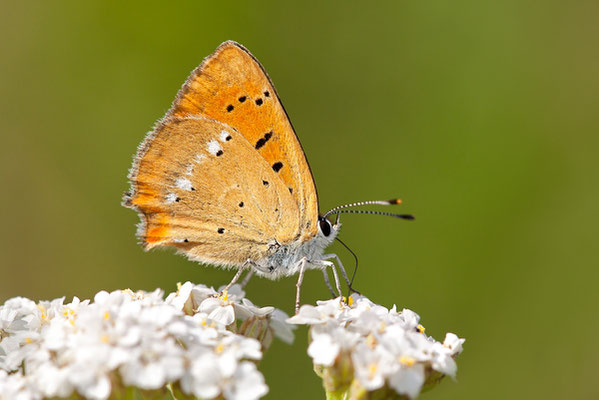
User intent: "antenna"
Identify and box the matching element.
[324,198,403,218]
[323,198,414,220]
[327,209,415,219]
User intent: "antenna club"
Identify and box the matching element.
[389,198,402,205]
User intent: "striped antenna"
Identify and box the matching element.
[326,209,414,220]
[323,198,405,219]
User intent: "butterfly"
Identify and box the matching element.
[123,41,413,312]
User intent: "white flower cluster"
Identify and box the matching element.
[288,295,465,399]
[0,282,294,400]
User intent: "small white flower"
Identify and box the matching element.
[308,332,340,366]
[119,337,185,390]
[224,361,268,400]
[239,298,274,319]
[388,363,426,399]
[0,306,20,332]
[181,350,267,400]
[1,330,41,372]
[199,296,236,326]
[269,309,296,344]
[165,281,194,313]
[196,284,257,326]
[428,341,458,378]
[182,352,223,399]
[352,342,396,391]
[190,284,219,305]
[395,308,421,331]
[286,304,324,324]
[443,332,465,355]
[287,298,344,325]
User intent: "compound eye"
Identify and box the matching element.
[319,217,332,237]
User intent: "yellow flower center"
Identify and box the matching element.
[219,290,229,302]
[400,356,416,366]
[368,363,378,378]
[379,321,387,333]
[37,305,48,321]
[366,334,377,348]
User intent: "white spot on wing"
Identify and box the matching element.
[173,238,185,243]
[219,130,230,142]
[207,140,222,155]
[175,178,193,191]
[165,192,177,204]
[195,154,205,163]
[185,164,194,175]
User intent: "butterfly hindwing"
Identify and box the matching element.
[124,116,301,267]
[167,41,319,241]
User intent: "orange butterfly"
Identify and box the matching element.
[123,41,412,312]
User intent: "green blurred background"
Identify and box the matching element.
[1,1,598,399]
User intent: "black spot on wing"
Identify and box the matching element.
[226,104,234,112]
[272,162,283,172]
[255,98,263,106]
[238,96,247,103]
[217,228,225,234]
[216,150,223,156]
[255,131,273,149]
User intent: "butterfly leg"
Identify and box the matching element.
[317,256,344,298]
[322,254,362,296]
[328,261,344,299]
[311,259,343,299]
[321,269,337,297]
[221,261,251,293]
[295,257,308,314]
[240,268,255,289]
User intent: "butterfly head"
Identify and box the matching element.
[318,215,338,239]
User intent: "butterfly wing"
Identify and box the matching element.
[124,116,301,267]
[167,41,319,241]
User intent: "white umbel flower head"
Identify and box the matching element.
[0,282,295,400]
[289,295,465,399]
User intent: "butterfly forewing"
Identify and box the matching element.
[125,116,301,266]
[168,41,319,241]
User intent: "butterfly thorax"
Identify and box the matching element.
[255,224,338,279]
